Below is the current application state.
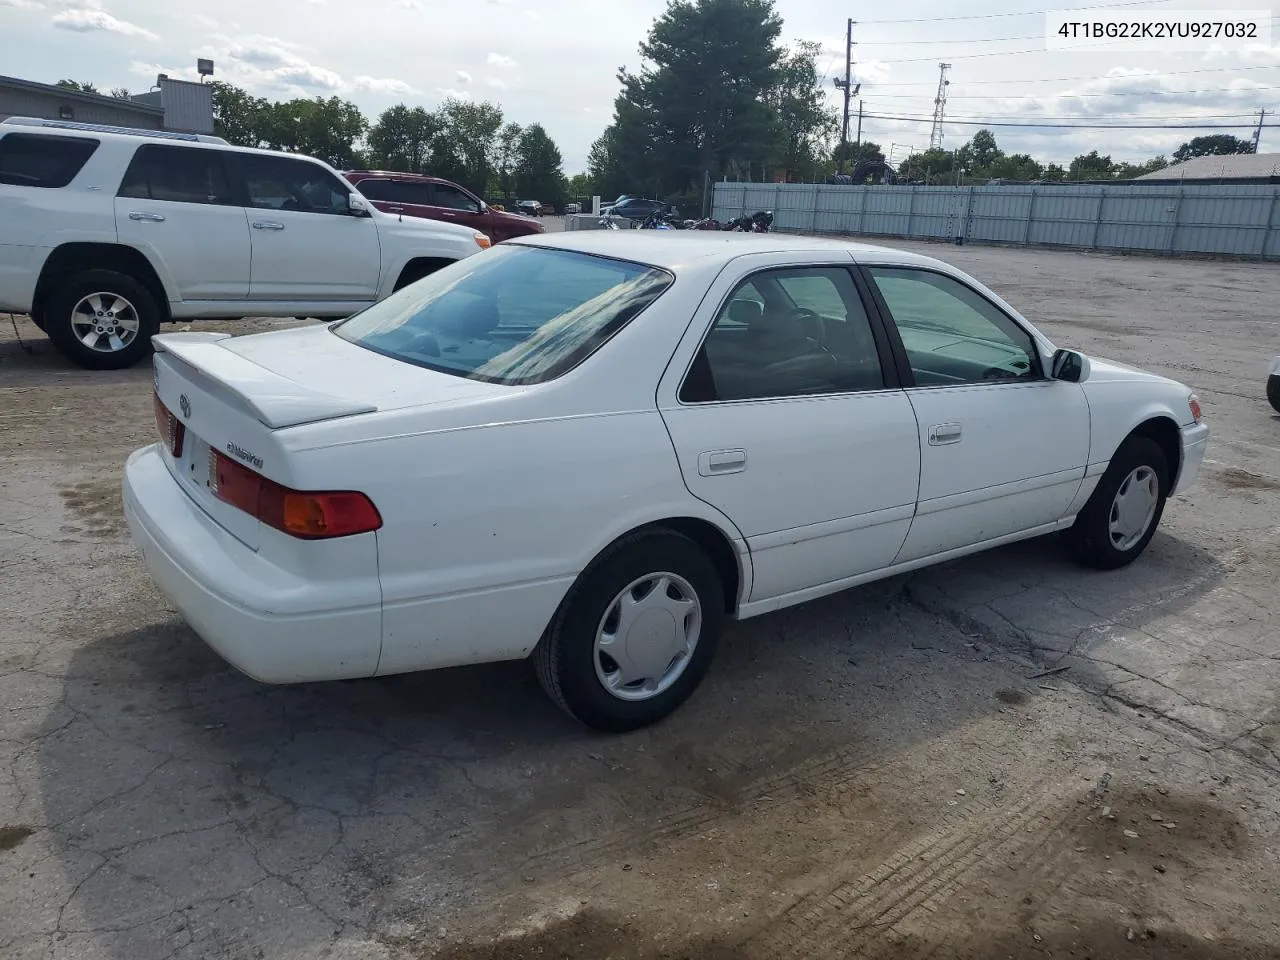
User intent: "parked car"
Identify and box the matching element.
[344,171,543,243]
[0,117,490,370]
[564,202,581,214]
[516,199,543,217]
[1269,356,1280,413]
[124,232,1208,732]
[600,194,641,215]
[607,197,679,222]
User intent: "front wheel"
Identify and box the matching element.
[1063,435,1169,570]
[533,530,725,732]
[44,269,161,370]
[1268,374,1280,414]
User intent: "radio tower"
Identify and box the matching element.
[929,62,951,150]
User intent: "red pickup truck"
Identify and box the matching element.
[343,170,545,244]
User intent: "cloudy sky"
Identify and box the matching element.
[1,0,1277,173]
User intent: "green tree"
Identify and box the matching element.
[899,148,955,183]
[1172,134,1254,162]
[109,87,131,99]
[962,129,1002,171]
[833,140,885,170]
[492,122,524,200]
[514,123,567,206]
[771,40,837,182]
[1041,163,1067,182]
[1114,155,1168,179]
[209,81,269,147]
[55,79,99,94]
[987,153,1042,181]
[430,99,504,196]
[257,97,368,168]
[366,104,438,172]
[567,172,594,197]
[1067,150,1114,180]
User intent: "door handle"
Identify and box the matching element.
[698,449,747,476]
[252,221,285,231]
[386,204,404,212]
[128,212,165,222]
[928,423,963,445]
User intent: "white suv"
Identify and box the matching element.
[0,117,491,370]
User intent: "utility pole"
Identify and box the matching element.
[855,99,863,153]
[833,19,860,174]
[929,62,951,151]
[1254,108,1267,153]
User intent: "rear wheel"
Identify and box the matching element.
[533,530,724,732]
[1268,374,1280,414]
[44,269,161,370]
[1063,435,1169,570]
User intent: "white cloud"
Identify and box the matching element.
[455,70,472,84]
[200,34,344,92]
[0,0,44,9]
[397,0,420,8]
[272,63,342,90]
[436,87,471,100]
[353,75,417,95]
[52,7,158,40]
[485,77,507,89]
[487,52,518,68]
[130,60,198,81]
[526,9,541,19]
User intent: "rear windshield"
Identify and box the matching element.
[331,245,673,385]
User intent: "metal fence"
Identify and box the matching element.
[711,181,1280,260]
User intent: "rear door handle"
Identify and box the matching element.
[698,449,747,476]
[929,423,962,445]
[128,212,165,222]
[252,221,285,231]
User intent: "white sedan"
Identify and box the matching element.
[123,232,1209,732]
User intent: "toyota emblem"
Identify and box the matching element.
[179,394,191,420]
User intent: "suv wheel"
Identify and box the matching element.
[45,269,161,370]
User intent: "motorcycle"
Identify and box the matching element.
[704,210,774,233]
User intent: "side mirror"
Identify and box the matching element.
[1051,348,1090,383]
[478,200,488,214]
[348,193,371,217]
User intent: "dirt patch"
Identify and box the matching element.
[995,689,1028,705]
[59,479,126,538]
[0,825,34,852]
[1213,467,1280,494]
[415,907,1280,960]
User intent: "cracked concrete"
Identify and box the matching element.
[2,243,1280,958]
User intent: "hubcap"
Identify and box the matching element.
[71,292,140,353]
[593,572,702,702]
[1108,465,1160,551]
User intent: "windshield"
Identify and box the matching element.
[331,245,673,385]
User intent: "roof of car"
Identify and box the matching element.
[508,230,946,272]
[344,170,458,186]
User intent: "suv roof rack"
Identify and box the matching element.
[0,116,229,145]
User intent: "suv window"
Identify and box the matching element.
[240,154,351,215]
[867,267,1040,386]
[432,183,480,212]
[117,144,235,205]
[680,266,886,403]
[0,133,99,188]
[356,179,434,205]
[333,245,673,385]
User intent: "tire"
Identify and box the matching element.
[44,269,161,371]
[1268,374,1280,414]
[533,529,725,732]
[1063,435,1169,570]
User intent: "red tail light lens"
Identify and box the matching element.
[209,450,381,540]
[153,391,184,457]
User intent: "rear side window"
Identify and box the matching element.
[355,179,437,206]
[117,144,235,205]
[0,133,99,188]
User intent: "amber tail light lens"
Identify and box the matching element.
[209,450,382,540]
[153,391,185,457]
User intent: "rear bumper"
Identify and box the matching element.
[123,444,381,683]
[1173,421,1209,497]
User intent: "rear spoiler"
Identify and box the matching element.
[152,332,378,429]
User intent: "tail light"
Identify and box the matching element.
[209,450,381,540]
[153,391,184,457]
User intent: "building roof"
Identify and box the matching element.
[1136,152,1280,181]
[0,74,164,117]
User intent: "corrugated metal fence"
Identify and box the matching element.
[711,182,1280,259]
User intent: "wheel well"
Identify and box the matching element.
[393,257,454,292]
[644,517,742,614]
[35,244,170,323]
[1130,416,1182,487]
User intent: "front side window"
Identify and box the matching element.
[432,184,480,212]
[240,154,351,215]
[0,133,99,188]
[680,266,886,403]
[332,245,672,385]
[117,144,234,205]
[867,267,1040,386]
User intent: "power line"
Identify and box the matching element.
[856,0,1170,25]
[924,111,1267,121]
[867,65,1280,87]
[869,86,1280,101]
[862,113,1276,129]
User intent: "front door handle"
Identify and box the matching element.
[385,204,405,212]
[698,449,747,476]
[929,423,963,445]
[128,212,165,222]
[252,221,285,231]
